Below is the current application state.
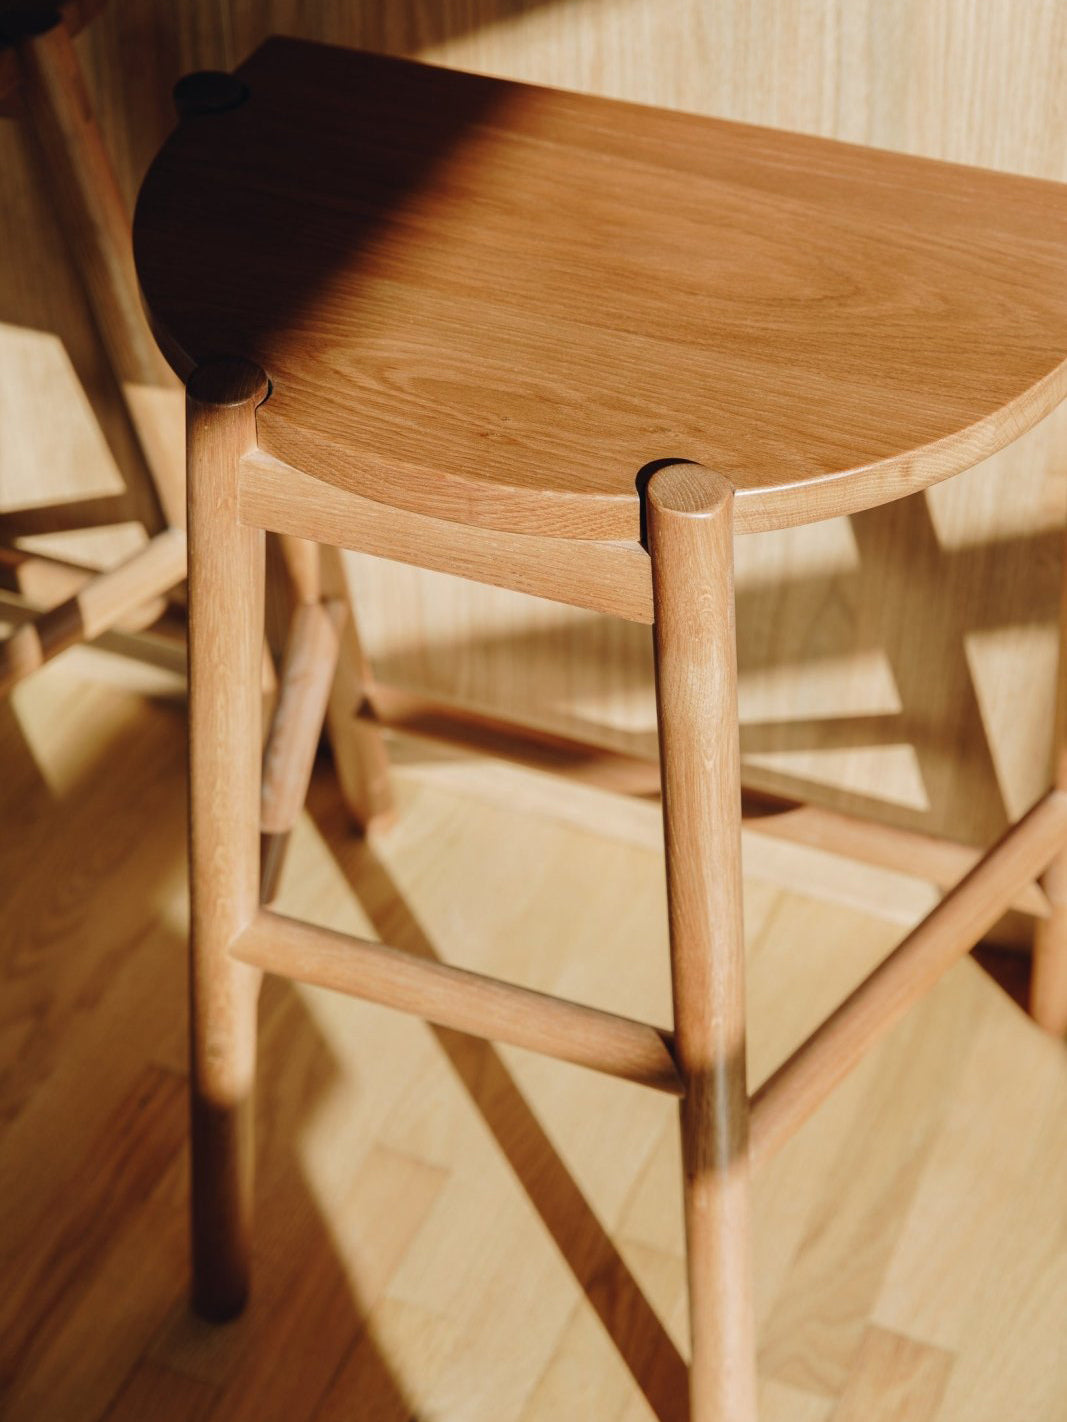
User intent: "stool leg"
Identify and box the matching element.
[1032,525,1067,1035]
[647,465,758,1422]
[272,536,394,831]
[186,359,270,1319]
[17,18,185,533]
[320,544,395,831]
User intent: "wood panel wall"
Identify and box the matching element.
[3,0,1066,848]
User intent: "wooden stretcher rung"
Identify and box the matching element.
[259,599,346,901]
[748,789,1067,1167]
[358,684,1050,918]
[360,683,662,795]
[0,545,105,603]
[0,528,186,696]
[230,908,684,1095]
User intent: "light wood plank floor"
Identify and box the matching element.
[3,651,1067,1422]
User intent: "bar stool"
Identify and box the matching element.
[0,2,187,693]
[132,38,1067,1421]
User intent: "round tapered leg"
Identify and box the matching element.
[319,543,395,832]
[17,17,184,531]
[1033,850,1067,1034]
[647,464,758,1422]
[1031,518,1067,1037]
[186,358,269,1319]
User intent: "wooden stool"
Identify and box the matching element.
[133,38,1067,1421]
[0,1,187,692]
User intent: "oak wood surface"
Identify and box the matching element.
[354,682,1053,921]
[1031,516,1067,1031]
[259,596,344,902]
[5,657,1067,1420]
[7,0,1067,857]
[18,18,183,530]
[750,788,1067,1164]
[0,0,105,103]
[259,599,343,837]
[238,449,655,622]
[232,908,684,1095]
[134,37,1067,541]
[318,542,394,831]
[185,358,268,1320]
[647,465,756,1420]
[0,525,185,693]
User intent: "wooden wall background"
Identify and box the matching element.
[3,0,1067,851]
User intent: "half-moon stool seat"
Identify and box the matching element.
[133,36,1067,1421]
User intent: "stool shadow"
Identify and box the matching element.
[178,969,424,1421]
[363,505,1061,846]
[0,689,421,1422]
[307,777,691,1422]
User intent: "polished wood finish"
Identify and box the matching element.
[319,543,395,831]
[750,789,1067,1165]
[0,528,185,694]
[269,533,394,834]
[135,39,1067,543]
[16,18,182,530]
[0,0,105,103]
[1031,520,1067,1034]
[360,682,664,795]
[7,0,1067,876]
[647,465,756,1422]
[129,34,1067,1421]
[0,7,187,699]
[260,600,344,838]
[0,545,117,602]
[275,533,321,606]
[238,450,655,623]
[744,795,1053,921]
[355,683,1052,919]
[259,598,344,901]
[185,357,268,1320]
[8,668,1067,1421]
[232,909,684,1095]
[0,543,171,631]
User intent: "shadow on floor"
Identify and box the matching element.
[307,772,690,1422]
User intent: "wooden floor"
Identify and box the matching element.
[3,649,1067,1422]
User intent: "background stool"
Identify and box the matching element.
[134,39,1067,1422]
[0,8,389,865]
[0,1,186,693]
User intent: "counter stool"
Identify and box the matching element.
[0,2,186,693]
[133,38,1067,1421]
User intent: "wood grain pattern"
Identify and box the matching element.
[238,450,655,623]
[647,465,756,1421]
[7,655,1067,1420]
[354,683,1052,920]
[829,1328,953,1422]
[17,18,184,530]
[130,24,1067,1417]
[318,542,395,831]
[6,0,1067,861]
[0,526,185,693]
[259,597,344,901]
[260,599,343,836]
[232,908,684,1095]
[750,788,1067,1164]
[185,357,268,1320]
[134,37,1067,542]
[1031,513,1067,1032]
